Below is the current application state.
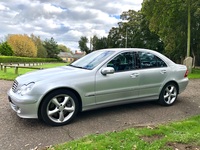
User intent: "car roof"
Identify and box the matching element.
[100,48,155,52]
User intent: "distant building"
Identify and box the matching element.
[57,51,85,62]
[73,50,85,61]
[57,52,74,62]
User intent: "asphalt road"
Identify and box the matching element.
[0,79,200,150]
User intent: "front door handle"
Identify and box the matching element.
[130,73,139,78]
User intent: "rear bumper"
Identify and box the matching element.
[178,78,189,94]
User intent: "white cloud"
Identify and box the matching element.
[43,3,63,13]
[0,3,9,11]
[0,0,143,51]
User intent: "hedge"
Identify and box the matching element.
[0,56,60,63]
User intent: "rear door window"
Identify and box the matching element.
[138,52,167,69]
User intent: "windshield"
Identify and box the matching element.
[70,50,114,70]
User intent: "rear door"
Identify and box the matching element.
[137,51,169,97]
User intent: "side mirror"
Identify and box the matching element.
[101,67,115,75]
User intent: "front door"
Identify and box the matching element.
[95,52,140,105]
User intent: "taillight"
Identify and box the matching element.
[184,70,189,77]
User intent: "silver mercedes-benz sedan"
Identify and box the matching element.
[8,48,189,126]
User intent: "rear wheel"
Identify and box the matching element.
[158,83,178,106]
[40,90,79,126]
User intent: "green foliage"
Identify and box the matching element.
[78,36,90,54]
[92,35,108,50]
[43,37,60,58]
[107,10,164,52]
[58,44,71,52]
[0,56,58,63]
[30,34,47,58]
[142,0,200,64]
[50,115,200,150]
[188,68,200,78]
[0,42,13,56]
[108,27,123,48]
[78,35,109,52]
[37,43,48,58]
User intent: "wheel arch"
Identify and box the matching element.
[163,80,179,94]
[158,80,179,106]
[37,87,82,120]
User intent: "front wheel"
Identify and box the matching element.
[158,83,178,106]
[40,90,79,126]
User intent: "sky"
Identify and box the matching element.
[0,0,143,52]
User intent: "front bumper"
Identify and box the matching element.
[8,89,40,119]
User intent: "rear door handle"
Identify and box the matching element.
[130,73,139,78]
[160,70,167,74]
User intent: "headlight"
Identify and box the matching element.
[17,82,35,96]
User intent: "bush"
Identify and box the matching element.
[0,56,60,63]
[0,42,13,56]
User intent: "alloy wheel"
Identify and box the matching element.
[47,94,75,123]
[163,85,177,105]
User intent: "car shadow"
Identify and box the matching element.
[75,100,158,122]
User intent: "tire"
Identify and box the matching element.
[40,89,79,126]
[158,82,178,106]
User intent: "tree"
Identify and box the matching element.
[0,42,13,56]
[91,35,108,50]
[142,0,200,64]
[108,27,123,48]
[107,10,164,52]
[122,10,164,51]
[30,34,47,58]
[93,36,109,50]
[43,37,60,58]
[7,34,37,57]
[58,44,71,52]
[91,35,98,51]
[78,36,90,54]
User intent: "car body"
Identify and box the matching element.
[8,48,189,126]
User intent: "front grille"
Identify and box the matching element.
[12,80,18,93]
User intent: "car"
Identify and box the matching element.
[8,48,189,126]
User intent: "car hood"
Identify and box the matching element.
[16,66,86,84]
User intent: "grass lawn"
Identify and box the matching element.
[188,68,200,79]
[49,115,200,150]
[0,63,67,80]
